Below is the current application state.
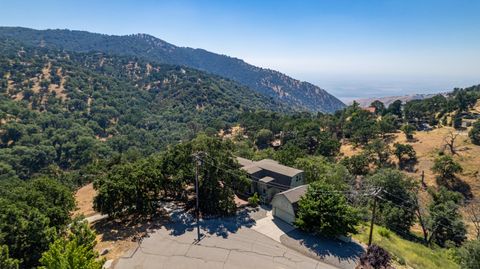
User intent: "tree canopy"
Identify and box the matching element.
[366,169,417,234]
[294,181,359,237]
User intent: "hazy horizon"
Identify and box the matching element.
[1,0,479,101]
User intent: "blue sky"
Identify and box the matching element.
[1,0,479,101]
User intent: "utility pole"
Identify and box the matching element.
[368,188,382,246]
[193,152,201,242]
[421,170,426,189]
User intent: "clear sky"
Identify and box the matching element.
[1,0,479,101]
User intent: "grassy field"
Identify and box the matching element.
[353,224,460,269]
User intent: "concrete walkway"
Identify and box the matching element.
[252,210,295,242]
[85,213,108,223]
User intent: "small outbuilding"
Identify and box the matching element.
[271,185,308,225]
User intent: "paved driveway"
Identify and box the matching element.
[113,208,337,269]
[280,230,363,269]
[252,210,295,242]
[250,209,364,269]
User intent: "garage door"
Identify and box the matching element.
[273,206,295,225]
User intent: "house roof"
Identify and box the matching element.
[277,185,308,204]
[237,157,255,167]
[236,157,303,178]
[236,157,304,189]
[255,159,303,177]
[364,106,376,113]
[259,176,275,183]
[240,165,262,175]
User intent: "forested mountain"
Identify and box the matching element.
[0,27,346,113]
[0,38,286,181]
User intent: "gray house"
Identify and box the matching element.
[237,157,305,203]
[271,185,308,225]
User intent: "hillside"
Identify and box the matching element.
[341,126,480,237]
[0,26,346,113]
[0,38,286,180]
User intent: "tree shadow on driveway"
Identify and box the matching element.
[164,207,260,238]
[281,229,364,269]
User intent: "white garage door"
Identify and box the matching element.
[273,206,295,225]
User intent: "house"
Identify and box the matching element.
[270,139,282,149]
[363,106,377,114]
[461,119,475,128]
[237,157,305,203]
[418,122,433,131]
[271,185,308,225]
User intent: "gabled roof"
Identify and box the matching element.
[236,157,304,189]
[276,185,308,204]
[237,157,255,167]
[254,159,303,177]
[241,165,262,175]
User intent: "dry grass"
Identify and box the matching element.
[339,142,361,157]
[10,62,69,103]
[73,183,141,261]
[73,183,97,218]
[73,184,182,261]
[340,126,480,238]
[393,127,480,202]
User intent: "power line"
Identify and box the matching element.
[200,153,376,195]
[376,194,462,233]
[197,153,464,235]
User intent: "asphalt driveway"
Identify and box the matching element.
[113,208,338,269]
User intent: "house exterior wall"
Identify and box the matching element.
[271,195,296,224]
[290,172,305,188]
[246,172,304,203]
[256,182,282,203]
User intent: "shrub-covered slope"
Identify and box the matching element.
[0,26,346,112]
[0,39,286,179]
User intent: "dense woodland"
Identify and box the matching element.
[1,37,480,268]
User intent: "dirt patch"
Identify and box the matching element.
[73,184,178,261]
[73,183,98,218]
[73,184,148,261]
[339,142,362,157]
[234,194,249,207]
[93,213,169,261]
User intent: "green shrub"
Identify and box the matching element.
[378,227,391,239]
[455,239,480,269]
[469,120,480,145]
[395,255,406,265]
[248,192,260,207]
[353,223,460,269]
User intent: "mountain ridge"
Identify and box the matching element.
[0,26,345,113]
[0,38,287,162]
